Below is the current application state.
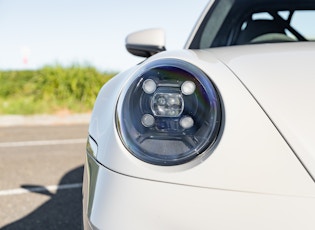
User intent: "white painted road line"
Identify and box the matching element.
[0,183,83,196]
[0,138,86,148]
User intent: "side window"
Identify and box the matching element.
[252,12,273,20]
[239,12,273,32]
[290,11,315,41]
[236,10,315,44]
[236,12,288,44]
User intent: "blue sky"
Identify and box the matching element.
[0,0,209,72]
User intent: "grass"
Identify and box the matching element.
[0,65,116,115]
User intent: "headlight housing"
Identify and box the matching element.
[116,59,221,166]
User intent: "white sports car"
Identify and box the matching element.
[82,0,315,229]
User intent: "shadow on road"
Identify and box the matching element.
[2,166,84,230]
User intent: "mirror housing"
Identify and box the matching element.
[125,28,166,57]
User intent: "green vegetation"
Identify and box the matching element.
[0,65,116,115]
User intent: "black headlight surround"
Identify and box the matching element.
[116,59,221,166]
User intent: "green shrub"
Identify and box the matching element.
[0,65,116,114]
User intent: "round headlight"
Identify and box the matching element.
[116,59,221,166]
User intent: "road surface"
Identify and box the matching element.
[0,124,88,229]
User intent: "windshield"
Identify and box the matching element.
[189,0,315,49]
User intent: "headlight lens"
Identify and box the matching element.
[116,59,221,166]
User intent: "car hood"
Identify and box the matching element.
[207,42,315,179]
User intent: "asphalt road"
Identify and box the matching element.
[0,124,88,229]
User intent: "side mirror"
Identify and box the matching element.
[125,28,166,58]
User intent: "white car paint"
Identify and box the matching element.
[84,164,315,230]
[83,0,315,229]
[126,28,165,49]
[209,42,315,179]
[88,44,315,196]
[84,43,315,230]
